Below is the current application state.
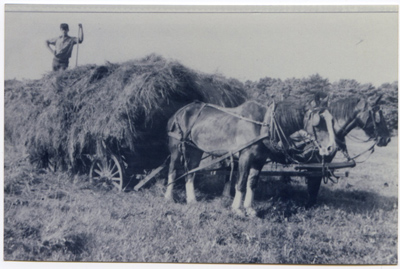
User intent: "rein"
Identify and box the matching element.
[337,106,380,162]
[340,140,377,163]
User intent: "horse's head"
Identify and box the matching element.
[354,94,391,147]
[304,94,337,157]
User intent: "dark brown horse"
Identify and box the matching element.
[165,95,336,216]
[283,94,391,208]
[330,94,391,149]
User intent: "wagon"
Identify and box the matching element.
[87,137,169,192]
[28,115,357,194]
[87,139,357,192]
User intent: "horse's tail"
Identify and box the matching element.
[167,116,184,141]
[167,101,206,142]
[166,103,189,141]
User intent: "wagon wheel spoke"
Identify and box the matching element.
[48,159,57,172]
[110,170,121,178]
[121,155,129,169]
[110,162,117,173]
[89,154,125,191]
[94,168,103,175]
[95,162,104,175]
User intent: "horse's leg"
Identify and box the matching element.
[222,173,232,197]
[222,161,235,197]
[185,148,203,204]
[243,157,265,217]
[232,152,251,216]
[306,176,322,208]
[165,140,181,202]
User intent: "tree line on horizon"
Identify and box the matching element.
[244,74,398,133]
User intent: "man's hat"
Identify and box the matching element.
[60,23,69,30]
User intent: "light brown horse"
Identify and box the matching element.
[165,95,336,216]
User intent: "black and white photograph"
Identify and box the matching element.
[2,2,398,267]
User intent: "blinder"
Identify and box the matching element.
[311,112,321,127]
[306,108,324,127]
[363,106,381,130]
[374,109,381,124]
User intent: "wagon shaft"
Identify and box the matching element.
[294,160,356,170]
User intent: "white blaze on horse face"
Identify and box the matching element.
[317,110,336,156]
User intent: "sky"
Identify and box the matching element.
[4,5,398,87]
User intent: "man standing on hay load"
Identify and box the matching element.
[46,23,84,71]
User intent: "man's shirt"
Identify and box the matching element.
[48,35,78,60]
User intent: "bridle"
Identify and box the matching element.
[363,106,382,140]
[304,107,333,151]
[338,105,382,162]
[337,105,381,142]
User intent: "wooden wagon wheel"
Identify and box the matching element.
[30,155,57,172]
[89,154,125,191]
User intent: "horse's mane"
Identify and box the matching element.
[274,99,305,135]
[329,97,362,120]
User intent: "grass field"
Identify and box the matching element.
[3,131,398,264]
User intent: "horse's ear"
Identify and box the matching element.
[368,94,383,106]
[305,99,317,111]
[377,94,383,104]
[319,95,330,107]
[313,92,329,107]
[270,100,275,111]
[355,98,367,112]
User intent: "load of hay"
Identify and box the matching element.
[5,54,247,173]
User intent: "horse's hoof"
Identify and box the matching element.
[165,194,174,202]
[245,208,257,218]
[187,199,197,204]
[305,201,316,210]
[232,208,246,218]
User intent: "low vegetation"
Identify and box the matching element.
[4,135,397,264]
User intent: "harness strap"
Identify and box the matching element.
[346,141,377,162]
[338,117,358,138]
[205,103,269,126]
[168,132,270,185]
[228,153,235,183]
[167,131,182,141]
[270,115,317,164]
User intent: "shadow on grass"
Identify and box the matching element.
[317,187,397,213]
[137,171,397,218]
[193,174,397,215]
